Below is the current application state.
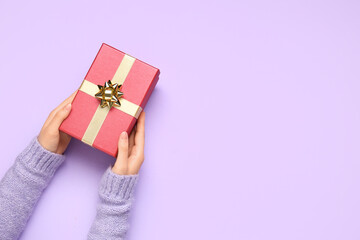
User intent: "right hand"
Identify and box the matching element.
[112,111,145,175]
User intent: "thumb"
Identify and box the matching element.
[48,103,72,131]
[113,132,129,174]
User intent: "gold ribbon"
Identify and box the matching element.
[79,54,143,146]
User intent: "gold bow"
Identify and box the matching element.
[95,80,124,108]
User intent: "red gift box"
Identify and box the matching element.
[59,43,160,157]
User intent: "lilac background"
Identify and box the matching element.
[1,0,360,239]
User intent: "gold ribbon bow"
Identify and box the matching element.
[78,54,142,146]
[95,80,124,108]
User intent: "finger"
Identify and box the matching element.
[47,103,72,132]
[44,90,77,128]
[130,111,145,158]
[114,131,129,171]
[55,90,77,112]
[128,127,136,157]
[48,90,77,122]
[134,111,145,149]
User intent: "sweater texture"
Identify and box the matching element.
[0,136,138,240]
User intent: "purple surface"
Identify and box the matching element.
[1,0,360,239]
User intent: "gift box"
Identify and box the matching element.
[59,43,160,157]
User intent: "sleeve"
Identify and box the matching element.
[88,166,138,240]
[0,136,65,240]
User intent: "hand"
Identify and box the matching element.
[112,111,145,175]
[37,91,77,154]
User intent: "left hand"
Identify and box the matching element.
[37,91,77,154]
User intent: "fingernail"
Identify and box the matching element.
[120,131,128,140]
[65,103,72,111]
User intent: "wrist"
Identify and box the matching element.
[14,136,65,182]
[99,166,138,201]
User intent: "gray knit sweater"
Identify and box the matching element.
[0,136,138,240]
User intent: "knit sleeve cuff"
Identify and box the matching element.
[15,136,66,178]
[99,166,139,201]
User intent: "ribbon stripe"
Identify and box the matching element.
[112,54,136,85]
[82,105,110,146]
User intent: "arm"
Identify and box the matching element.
[87,167,138,240]
[0,91,76,240]
[0,137,65,240]
[88,111,146,240]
